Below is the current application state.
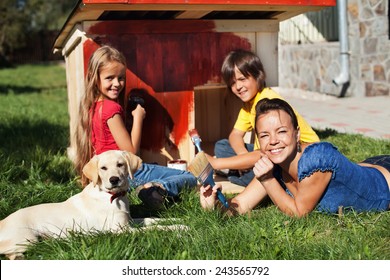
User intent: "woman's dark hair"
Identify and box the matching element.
[221,49,266,93]
[255,98,299,133]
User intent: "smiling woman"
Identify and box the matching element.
[255,110,300,165]
[200,98,390,217]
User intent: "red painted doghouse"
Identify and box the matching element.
[54,0,335,165]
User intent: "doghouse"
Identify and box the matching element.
[53,0,335,165]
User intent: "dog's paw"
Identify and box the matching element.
[6,253,25,260]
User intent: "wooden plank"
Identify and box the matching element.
[214,20,278,33]
[194,85,242,147]
[214,174,245,194]
[62,30,88,162]
[175,10,210,19]
[135,34,165,92]
[256,32,279,87]
[54,0,334,50]
[84,0,336,7]
[79,3,334,12]
[194,87,224,142]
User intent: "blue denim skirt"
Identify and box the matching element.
[361,155,390,172]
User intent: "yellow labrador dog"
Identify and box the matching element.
[0,150,141,260]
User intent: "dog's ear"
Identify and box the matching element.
[122,151,142,179]
[82,155,99,185]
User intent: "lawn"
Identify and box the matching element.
[0,63,389,260]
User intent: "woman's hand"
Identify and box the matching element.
[200,184,222,211]
[253,155,274,183]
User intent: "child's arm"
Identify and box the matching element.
[207,150,261,170]
[228,128,249,155]
[107,113,142,154]
[130,104,146,153]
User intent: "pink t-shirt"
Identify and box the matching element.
[91,99,123,155]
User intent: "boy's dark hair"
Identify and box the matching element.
[255,98,299,132]
[221,49,266,93]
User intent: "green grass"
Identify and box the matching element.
[0,64,389,260]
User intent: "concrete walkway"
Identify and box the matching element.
[275,87,390,140]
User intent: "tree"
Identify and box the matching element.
[24,0,77,31]
[0,0,76,66]
[0,1,30,65]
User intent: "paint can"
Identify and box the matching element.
[167,159,187,171]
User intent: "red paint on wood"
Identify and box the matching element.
[81,21,253,155]
[85,21,251,91]
[87,20,216,35]
[82,39,193,153]
[83,40,100,77]
[159,90,194,147]
[125,71,194,152]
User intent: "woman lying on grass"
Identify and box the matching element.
[200,98,390,217]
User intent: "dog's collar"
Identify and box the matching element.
[109,191,127,203]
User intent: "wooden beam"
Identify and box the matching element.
[175,10,211,19]
[79,3,333,12]
[54,0,334,50]
[83,0,336,6]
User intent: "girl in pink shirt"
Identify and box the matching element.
[74,45,197,210]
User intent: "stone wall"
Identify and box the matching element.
[278,0,389,97]
[278,42,341,96]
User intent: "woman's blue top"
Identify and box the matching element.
[275,142,390,213]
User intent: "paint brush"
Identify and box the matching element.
[188,129,229,208]
[188,151,229,208]
[188,129,202,152]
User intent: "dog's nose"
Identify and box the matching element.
[109,176,120,186]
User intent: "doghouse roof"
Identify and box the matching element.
[54,0,336,52]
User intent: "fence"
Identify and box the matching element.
[279,5,338,44]
[8,31,63,64]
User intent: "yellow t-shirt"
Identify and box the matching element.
[234,87,319,150]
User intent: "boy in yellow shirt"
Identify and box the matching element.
[207,49,319,186]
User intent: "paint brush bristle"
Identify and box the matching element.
[188,129,199,138]
[188,129,202,152]
[188,151,229,208]
[188,151,211,178]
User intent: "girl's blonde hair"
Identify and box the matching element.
[74,45,127,186]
